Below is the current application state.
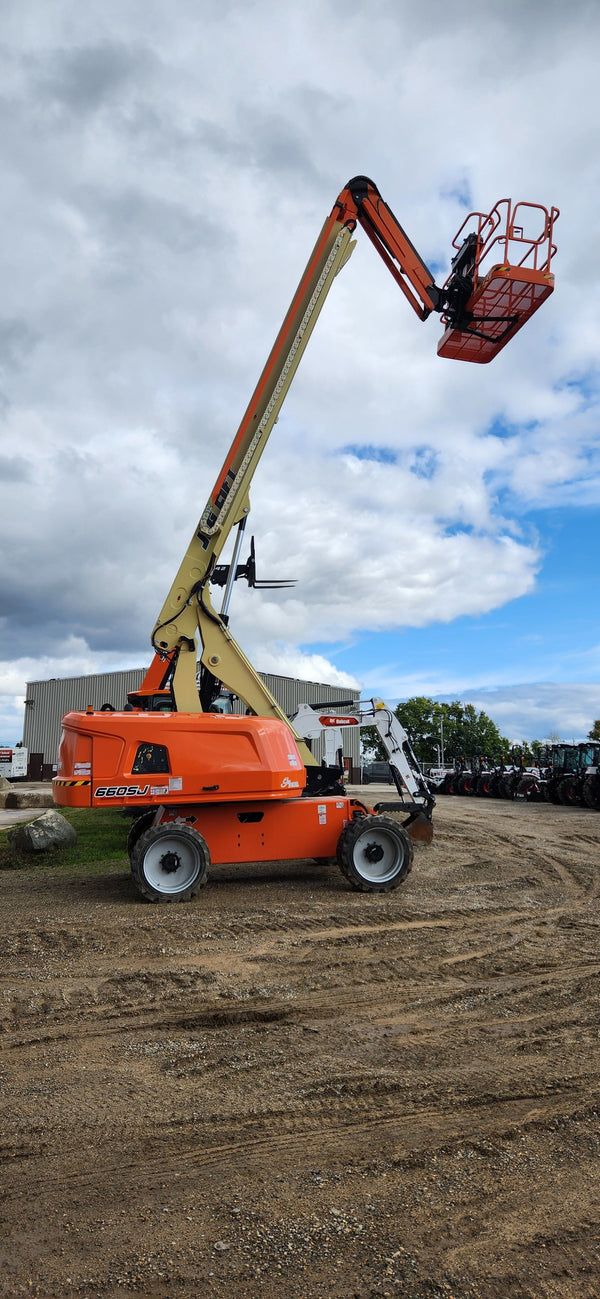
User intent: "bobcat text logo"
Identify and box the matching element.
[95,785,150,798]
[281,776,300,789]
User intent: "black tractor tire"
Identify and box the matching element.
[517,777,535,801]
[583,777,600,810]
[457,773,473,795]
[131,823,209,902]
[558,777,581,807]
[475,774,492,797]
[127,810,158,860]
[336,814,413,893]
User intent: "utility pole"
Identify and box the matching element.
[440,713,445,766]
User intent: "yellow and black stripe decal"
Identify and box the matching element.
[53,778,91,787]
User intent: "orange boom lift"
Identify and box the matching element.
[54,177,558,902]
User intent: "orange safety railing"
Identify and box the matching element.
[437,199,559,363]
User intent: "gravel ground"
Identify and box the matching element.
[1,792,600,1297]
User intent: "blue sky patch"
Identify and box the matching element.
[554,369,599,408]
[410,446,438,479]
[440,177,473,209]
[339,443,397,464]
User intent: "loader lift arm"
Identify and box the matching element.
[133,177,558,765]
[291,698,435,843]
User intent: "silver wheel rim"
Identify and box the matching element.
[143,832,202,895]
[353,827,404,884]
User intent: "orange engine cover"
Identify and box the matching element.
[53,710,306,809]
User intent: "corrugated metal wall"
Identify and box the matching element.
[23,670,147,770]
[23,669,361,771]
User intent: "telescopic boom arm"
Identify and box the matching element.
[135,177,557,749]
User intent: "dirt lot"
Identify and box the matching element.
[2,791,600,1298]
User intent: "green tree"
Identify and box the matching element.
[588,720,600,740]
[361,697,443,764]
[431,701,510,764]
[395,696,441,763]
[360,724,387,762]
[360,697,511,767]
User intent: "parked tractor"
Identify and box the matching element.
[557,742,600,808]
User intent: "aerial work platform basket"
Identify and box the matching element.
[437,199,559,363]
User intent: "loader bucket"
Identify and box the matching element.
[372,799,434,844]
[403,809,434,845]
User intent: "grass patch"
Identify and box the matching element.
[0,807,131,873]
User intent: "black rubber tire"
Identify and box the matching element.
[558,777,581,806]
[127,810,157,861]
[457,774,473,795]
[583,777,600,810]
[131,823,209,903]
[336,814,413,893]
[475,775,492,797]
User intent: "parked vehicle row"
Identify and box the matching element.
[427,743,600,810]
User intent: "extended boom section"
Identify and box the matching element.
[138,178,557,725]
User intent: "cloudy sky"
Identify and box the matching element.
[1,0,599,747]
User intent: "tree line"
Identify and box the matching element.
[362,698,600,768]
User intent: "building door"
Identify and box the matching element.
[27,753,44,781]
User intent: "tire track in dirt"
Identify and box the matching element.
[2,797,600,1297]
[3,1085,596,1198]
[5,943,600,1050]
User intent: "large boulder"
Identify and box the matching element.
[7,810,77,853]
[0,776,11,791]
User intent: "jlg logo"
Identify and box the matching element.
[95,785,150,798]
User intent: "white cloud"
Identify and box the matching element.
[251,645,359,690]
[355,676,600,746]
[0,0,598,742]
[436,684,600,746]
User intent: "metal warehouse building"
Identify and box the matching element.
[23,669,361,780]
